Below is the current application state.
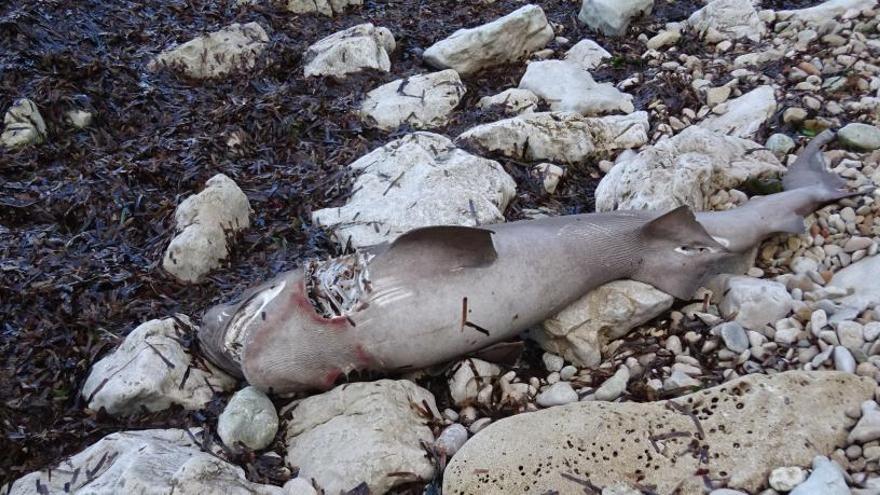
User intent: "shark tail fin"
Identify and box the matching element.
[782,129,863,201]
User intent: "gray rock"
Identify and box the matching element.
[664,369,702,390]
[163,174,251,283]
[81,317,236,416]
[542,353,565,372]
[719,276,793,331]
[700,85,777,139]
[688,0,766,43]
[457,111,649,165]
[1,98,46,148]
[829,254,880,319]
[303,24,395,79]
[535,280,673,367]
[833,346,857,373]
[285,380,439,494]
[4,429,284,495]
[790,456,849,495]
[593,366,630,401]
[444,372,872,494]
[776,0,877,24]
[359,70,466,130]
[596,126,783,212]
[149,22,268,79]
[311,133,515,248]
[839,123,880,151]
[850,401,880,444]
[423,5,554,75]
[519,60,634,115]
[577,0,653,36]
[536,381,578,407]
[718,321,750,353]
[766,133,796,155]
[218,386,279,451]
[564,39,611,70]
[284,478,318,495]
[435,423,469,457]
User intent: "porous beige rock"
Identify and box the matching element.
[422,5,554,75]
[457,111,649,164]
[444,371,873,494]
[303,23,395,79]
[150,22,269,79]
[285,380,439,494]
[534,280,673,367]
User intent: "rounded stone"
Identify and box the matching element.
[536,381,578,407]
[839,123,880,151]
[769,466,806,491]
[765,133,795,155]
[218,386,279,451]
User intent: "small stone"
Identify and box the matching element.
[850,401,880,444]
[468,418,492,434]
[766,133,796,155]
[65,109,93,129]
[833,346,856,373]
[449,358,501,406]
[646,29,681,50]
[593,367,630,401]
[1,98,47,148]
[532,163,565,194]
[664,370,701,391]
[719,322,750,353]
[218,386,279,451]
[543,353,565,372]
[789,456,848,495]
[435,424,468,457]
[770,466,807,491]
[536,381,578,407]
[844,236,873,253]
[839,123,880,151]
[783,107,808,124]
[560,365,577,381]
[706,85,732,106]
[837,321,865,351]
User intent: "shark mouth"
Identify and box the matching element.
[305,252,374,318]
[222,281,287,364]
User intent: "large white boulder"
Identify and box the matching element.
[311,132,515,248]
[718,276,794,331]
[359,69,466,130]
[688,0,766,43]
[284,0,361,16]
[423,5,554,75]
[303,24,395,79]
[285,380,439,494]
[149,22,269,79]
[444,371,873,494]
[457,111,649,164]
[519,60,634,115]
[563,39,611,71]
[578,0,653,36]
[595,126,783,212]
[1,98,46,149]
[81,317,236,416]
[776,0,877,24]
[534,280,674,367]
[163,174,251,283]
[4,429,284,495]
[700,85,777,139]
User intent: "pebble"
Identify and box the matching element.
[543,353,564,372]
[839,122,880,150]
[594,367,630,401]
[769,466,807,492]
[766,133,795,155]
[435,424,468,457]
[536,382,578,407]
[217,386,279,451]
[468,418,492,434]
[663,370,701,391]
[718,322,750,353]
[834,346,857,373]
[837,321,865,350]
[790,456,849,495]
[783,107,808,124]
[850,401,880,444]
[559,365,577,381]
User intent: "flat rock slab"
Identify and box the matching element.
[563,38,611,71]
[81,316,236,416]
[700,85,777,139]
[423,4,554,76]
[775,0,877,24]
[457,111,649,164]
[519,60,634,115]
[4,429,284,495]
[311,132,515,248]
[359,69,466,130]
[150,22,268,79]
[595,125,783,212]
[303,23,395,79]
[477,88,540,115]
[286,380,439,494]
[444,371,873,494]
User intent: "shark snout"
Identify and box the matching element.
[199,301,246,378]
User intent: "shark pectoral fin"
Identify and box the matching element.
[385,225,498,272]
[470,340,525,366]
[641,206,728,252]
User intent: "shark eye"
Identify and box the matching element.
[675,245,716,255]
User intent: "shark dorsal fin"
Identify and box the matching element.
[383,225,498,274]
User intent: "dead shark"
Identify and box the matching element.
[198,130,861,394]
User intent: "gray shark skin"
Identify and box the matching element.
[198,130,861,394]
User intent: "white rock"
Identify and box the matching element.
[477,88,540,115]
[284,478,318,495]
[647,28,681,50]
[542,352,565,372]
[593,366,630,401]
[4,429,284,495]
[776,0,877,24]
[664,369,702,390]
[519,60,634,115]
[359,69,466,130]
[65,109,93,129]
[284,0,361,16]
[839,122,880,151]
[436,423,469,457]
[577,0,653,36]
[303,24,395,79]
[449,358,502,406]
[444,372,873,494]
[163,174,251,283]
[423,5,554,75]
[564,39,612,70]
[536,381,578,407]
[218,386,279,451]
[790,456,849,495]
[285,380,439,494]
[595,126,783,212]
[149,22,269,79]
[1,98,46,148]
[311,133,515,248]
[457,111,649,165]
[850,401,880,443]
[81,317,235,416]
[533,163,564,193]
[718,321,750,353]
[829,255,880,318]
[833,346,856,373]
[719,276,793,331]
[688,0,766,43]
[535,280,673,367]
[700,85,777,139]
[770,466,808,491]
